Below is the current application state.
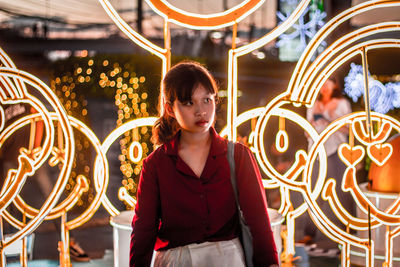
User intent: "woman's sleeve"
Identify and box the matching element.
[306,105,314,122]
[234,143,279,266]
[130,156,160,267]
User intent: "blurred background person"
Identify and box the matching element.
[299,76,354,246]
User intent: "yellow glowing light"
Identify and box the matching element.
[304,33,400,106]
[338,143,365,167]
[0,0,397,265]
[118,187,137,208]
[6,113,107,227]
[11,174,89,220]
[303,112,400,266]
[98,0,167,58]
[287,1,400,103]
[97,117,157,216]
[353,120,392,146]
[367,143,393,167]
[0,50,75,262]
[225,0,310,140]
[128,141,143,163]
[144,0,265,29]
[275,130,289,153]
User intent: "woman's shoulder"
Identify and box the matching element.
[336,97,351,109]
[337,96,347,102]
[232,140,252,157]
[143,144,168,165]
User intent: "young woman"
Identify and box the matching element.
[130,61,279,267]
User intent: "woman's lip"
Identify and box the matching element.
[196,120,208,125]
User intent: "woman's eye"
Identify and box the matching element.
[204,98,211,103]
[183,101,193,106]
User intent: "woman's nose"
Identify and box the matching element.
[195,105,206,116]
[196,110,206,116]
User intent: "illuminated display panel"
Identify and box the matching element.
[0,1,400,266]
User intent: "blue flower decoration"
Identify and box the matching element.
[344,63,400,114]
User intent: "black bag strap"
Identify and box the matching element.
[227,141,255,267]
[227,141,245,219]
[227,141,238,203]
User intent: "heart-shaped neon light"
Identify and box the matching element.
[338,143,365,167]
[367,143,393,166]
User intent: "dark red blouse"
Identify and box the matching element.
[130,128,279,266]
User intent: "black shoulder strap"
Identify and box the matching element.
[227,141,240,207]
[227,141,255,267]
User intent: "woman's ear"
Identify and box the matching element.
[165,102,175,118]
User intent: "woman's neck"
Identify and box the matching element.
[179,129,211,149]
[321,95,331,105]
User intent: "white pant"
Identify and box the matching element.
[153,238,246,267]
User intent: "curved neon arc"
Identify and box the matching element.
[145,0,265,29]
[98,117,158,216]
[288,0,400,101]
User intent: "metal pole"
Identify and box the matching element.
[137,0,143,34]
[361,47,373,140]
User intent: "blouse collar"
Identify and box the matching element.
[164,127,227,157]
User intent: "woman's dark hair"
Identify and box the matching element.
[318,76,343,100]
[152,61,218,145]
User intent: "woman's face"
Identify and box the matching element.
[170,84,216,134]
[320,79,335,99]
